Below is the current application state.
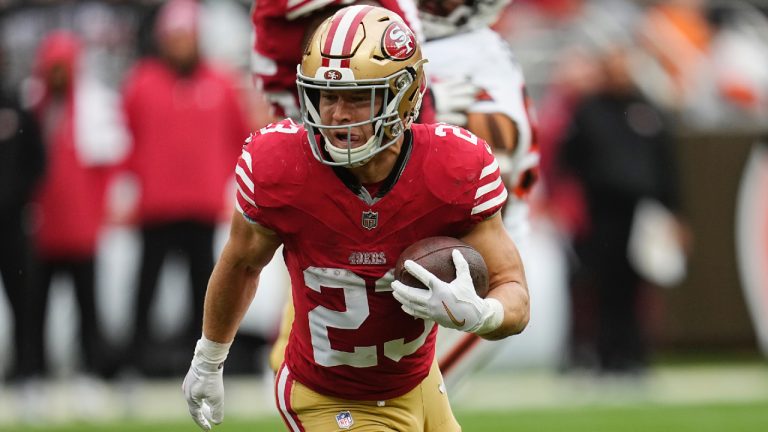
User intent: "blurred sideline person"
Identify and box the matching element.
[418,0,539,391]
[121,0,249,374]
[183,6,529,431]
[558,44,687,374]
[249,0,434,373]
[534,49,601,372]
[25,30,127,385]
[0,50,45,383]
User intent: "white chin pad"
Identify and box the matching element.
[324,134,378,167]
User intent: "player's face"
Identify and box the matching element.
[319,89,383,150]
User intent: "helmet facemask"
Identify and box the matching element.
[298,66,424,167]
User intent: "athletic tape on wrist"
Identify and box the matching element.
[473,297,504,335]
[195,335,232,364]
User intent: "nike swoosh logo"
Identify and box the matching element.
[442,301,466,327]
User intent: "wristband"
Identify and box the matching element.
[472,298,504,335]
[195,335,232,365]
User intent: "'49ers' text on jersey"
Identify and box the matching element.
[235,119,506,400]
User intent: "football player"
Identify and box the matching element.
[250,0,436,374]
[183,6,529,431]
[419,0,540,392]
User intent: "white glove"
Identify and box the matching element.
[391,249,504,335]
[182,336,232,431]
[430,76,478,126]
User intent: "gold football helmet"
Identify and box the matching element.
[297,5,427,167]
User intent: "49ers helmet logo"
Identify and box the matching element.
[382,22,416,60]
[324,69,342,80]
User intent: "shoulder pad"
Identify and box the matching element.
[414,123,506,219]
[243,119,310,207]
[419,123,491,196]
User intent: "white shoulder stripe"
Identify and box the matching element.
[237,184,256,207]
[479,158,499,180]
[475,176,503,199]
[472,187,508,215]
[240,149,252,172]
[235,165,254,193]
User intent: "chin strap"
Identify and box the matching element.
[324,134,378,168]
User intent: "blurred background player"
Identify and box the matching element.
[249,0,435,373]
[121,0,250,375]
[417,0,539,392]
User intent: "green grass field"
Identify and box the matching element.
[6,401,768,432]
[3,362,766,431]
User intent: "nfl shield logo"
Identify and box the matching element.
[361,210,378,230]
[335,410,354,429]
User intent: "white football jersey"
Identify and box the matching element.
[424,27,537,240]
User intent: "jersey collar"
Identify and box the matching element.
[331,129,413,206]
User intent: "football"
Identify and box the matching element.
[394,236,489,298]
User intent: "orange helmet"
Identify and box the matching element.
[297,5,427,167]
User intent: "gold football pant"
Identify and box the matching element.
[274,360,461,431]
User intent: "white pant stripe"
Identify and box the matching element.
[277,366,302,432]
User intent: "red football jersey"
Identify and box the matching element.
[235,120,506,400]
[251,0,422,119]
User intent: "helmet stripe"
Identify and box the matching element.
[321,7,345,66]
[322,5,374,68]
[339,6,373,67]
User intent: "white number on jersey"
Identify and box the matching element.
[303,267,433,368]
[258,120,300,135]
[435,123,479,145]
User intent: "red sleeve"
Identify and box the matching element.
[284,0,355,20]
[250,5,306,96]
[420,123,508,227]
[470,141,508,224]
[235,133,261,224]
[234,119,305,229]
